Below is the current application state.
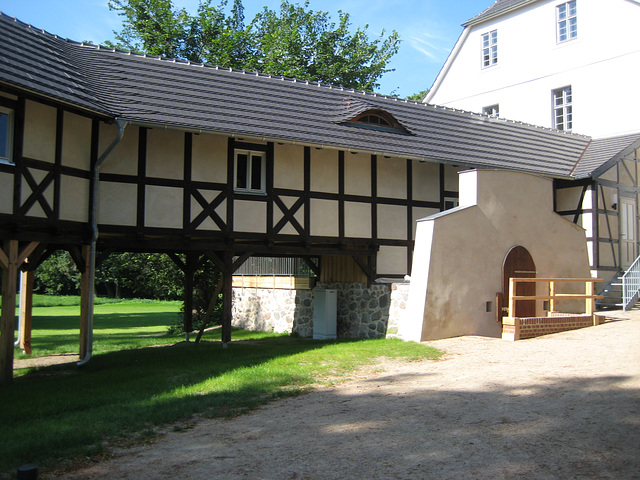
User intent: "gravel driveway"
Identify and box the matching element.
[60,310,640,480]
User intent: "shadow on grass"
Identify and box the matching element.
[2,335,429,475]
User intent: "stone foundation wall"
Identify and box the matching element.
[231,287,314,337]
[386,282,411,338]
[232,281,408,339]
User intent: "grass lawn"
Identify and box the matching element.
[1,297,442,476]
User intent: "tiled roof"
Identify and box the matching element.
[572,133,640,179]
[0,11,599,179]
[463,0,539,26]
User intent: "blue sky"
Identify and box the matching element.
[0,0,491,98]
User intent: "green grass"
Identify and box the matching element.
[1,298,442,476]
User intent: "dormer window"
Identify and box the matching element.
[347,109,410,134]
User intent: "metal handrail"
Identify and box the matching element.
[621,254,640,310]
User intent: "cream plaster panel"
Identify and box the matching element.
[620,159,637,186]
[599,213,618,239]
[555,186,584,211]
[62,112,92,170]
[378,204,407,240]
[274,196,303,236]
[377,246,408,276]
[599,242,618,268]
[274,144,304,190]
[0,172,13,213]
[412,161,440,202]
[345,202,371,238]
[344,152,371,196]
[310,199,338,237]
[21,168,52,218]
[192,134,227,183]
[23,100,56,163]
[234,199,267,233]
[444,165,463,191]
[146,129,184,180]
[98,182,137,226]
[59,176,89,222]
[377,157,406,199]
[598,185,618,210]
[146,185,183,229]
[598,166,618,182]
[310,149,338,193]
[99,124,139,175]
[191,192,226,231]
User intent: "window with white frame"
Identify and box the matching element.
[235,149,266,193]
[553,86,572,131]
[0,106,14,164]
[483,104,500,117]
[481,30,498,68]
[557,1,577,43]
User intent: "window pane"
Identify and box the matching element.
[0,113,8,159]
[236,153,248,189]
[250,155,262,190]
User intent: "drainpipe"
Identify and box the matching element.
[78,119,128,367]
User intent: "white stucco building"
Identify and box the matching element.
[425,0,640,138]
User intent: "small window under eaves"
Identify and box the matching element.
[346,109,411,134]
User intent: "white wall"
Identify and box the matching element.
[427,0,640,137]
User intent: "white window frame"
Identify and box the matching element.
[0,106,14,165]
[483,104,500,117]
[553,86,572,131]
[234,149,266,194]
[557,1,577,43]
[481,30,498,68]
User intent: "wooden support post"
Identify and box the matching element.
[79,245,91,360]
[586,280,595,317]
[222,252,233,344]
[508,278,516,318]
[1,240,19,386]
[18,270,34,355]
[549,280,556,314]
[183,253,198,336]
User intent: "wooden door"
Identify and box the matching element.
[498,246,536,323]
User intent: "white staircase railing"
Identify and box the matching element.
[621,254,640,310]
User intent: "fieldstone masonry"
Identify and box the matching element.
[231,280,410,339]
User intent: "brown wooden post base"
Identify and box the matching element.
[18,270,34,355]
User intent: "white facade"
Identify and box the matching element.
[425,0,640,138]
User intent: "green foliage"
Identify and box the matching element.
[33,251,81,296]
[4,302,441,474]
[95,252,183,300]
[407,89,429,102]
[107,0,400,91]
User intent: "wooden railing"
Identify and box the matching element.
[507,277,603,317]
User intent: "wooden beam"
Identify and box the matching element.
[18,270,34,354]
[1,240,19,386]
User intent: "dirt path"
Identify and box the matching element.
[56,311,640,480]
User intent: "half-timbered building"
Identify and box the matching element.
[0,12,633,383]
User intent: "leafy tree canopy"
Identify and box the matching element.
[107,0,400,91]
[407,90,429,102]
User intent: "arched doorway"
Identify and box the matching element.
[497,246,537,323]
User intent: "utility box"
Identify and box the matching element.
[313,289,337,340]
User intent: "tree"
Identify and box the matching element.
[407,90,429,102]
[107,0,400,91]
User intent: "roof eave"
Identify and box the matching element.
[462,0,541,27]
